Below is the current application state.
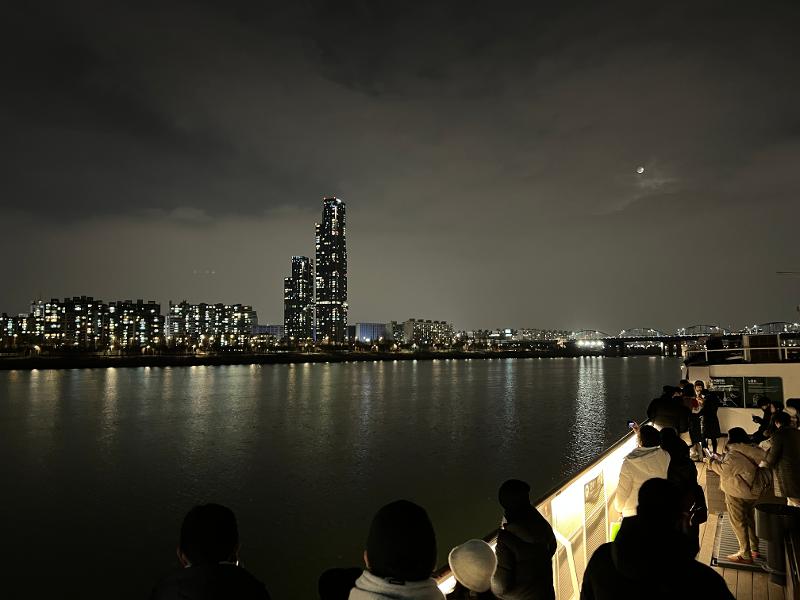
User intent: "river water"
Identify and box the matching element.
[0,356,679,599]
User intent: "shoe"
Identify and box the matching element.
[726,553,753,564]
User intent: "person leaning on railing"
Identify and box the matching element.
[491,479,556,600]
[613,425,670,519]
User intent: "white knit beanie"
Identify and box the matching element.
[448,539,497,593]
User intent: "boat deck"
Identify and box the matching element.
[696,462,785,600]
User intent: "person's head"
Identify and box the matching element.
[679,379,689,387]
[682,384,695,398]
[448,539,497,593]
[694,380,706,390]
[498,479,532,518]
[786,398,800,412]
[727,427,749,445]
[365,500,437,582]
[638,425,661,448]
[637,478,683,527]
[770,400,784,413]
[178,503,239,567]
[318,567,363,600]
[773,411,791,429]
[756,395,770,409]
[662,385,678,396]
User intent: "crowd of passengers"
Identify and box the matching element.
[150,382,800,600]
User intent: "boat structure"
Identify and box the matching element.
[435,332,800,599]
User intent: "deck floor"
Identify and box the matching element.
[697,462,785,600]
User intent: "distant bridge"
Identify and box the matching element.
[566,322,800,356]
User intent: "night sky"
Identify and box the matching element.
[2,1,798,332]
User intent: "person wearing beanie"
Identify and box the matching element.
[491,479,556,600]
[349,500,444,600]
[447,540,498,599]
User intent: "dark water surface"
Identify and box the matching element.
[0,356,679,599]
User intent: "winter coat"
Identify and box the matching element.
[665,453,705,554]
[150,563,271,600]
[765,426,800,499]
[708,443,767,500]
[579,516,734,600]
[349,571,444,600]
[613,447,671,518]
[699,394,722,439]
[647,396,689,433]
[492,508,557,600]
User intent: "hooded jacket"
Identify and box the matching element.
[765,426,800,498]
[613,447,671,517]
[491,508,557,600]
[349,571,444,600]
[149,563,271,600]
[579,516,733,600]
[709,443,767,500]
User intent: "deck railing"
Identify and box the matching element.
[435,429,640,598]
[686,345,800,363]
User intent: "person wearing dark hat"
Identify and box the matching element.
[447,539,498,599]
[580,479,733,600]
[491,479,556,600]
[349,500,444,600]
[150,503,271,600]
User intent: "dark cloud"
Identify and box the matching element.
[0,0,798,330]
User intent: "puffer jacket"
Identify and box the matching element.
[492,508,557,600]
[709,443,767,500]
[349,571,444,600]
[765,426,800,499]
[613,447,671,517]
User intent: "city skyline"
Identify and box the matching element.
[1,2,798,331]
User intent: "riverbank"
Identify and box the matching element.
[0,348,570,370]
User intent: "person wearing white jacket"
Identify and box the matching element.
[349,500,445,600]
[614,425,671,518]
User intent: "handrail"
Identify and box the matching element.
[685,345,798,362]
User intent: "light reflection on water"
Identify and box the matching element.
[0,357,679,600]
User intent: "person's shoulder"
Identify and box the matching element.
[151,565,270,600]
[685,561,733,597]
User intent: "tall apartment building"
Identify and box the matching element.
[21,297,163,348]
[106,300,163,348]
[314,197,348,343]
[283,256,315,341]
[167,301,257,347]
[403,318,455,345]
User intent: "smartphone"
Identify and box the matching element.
[703,447,713,458]
[627,420,636,429]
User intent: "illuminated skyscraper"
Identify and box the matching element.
[283,256,314,340]
[315,197,348,343]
